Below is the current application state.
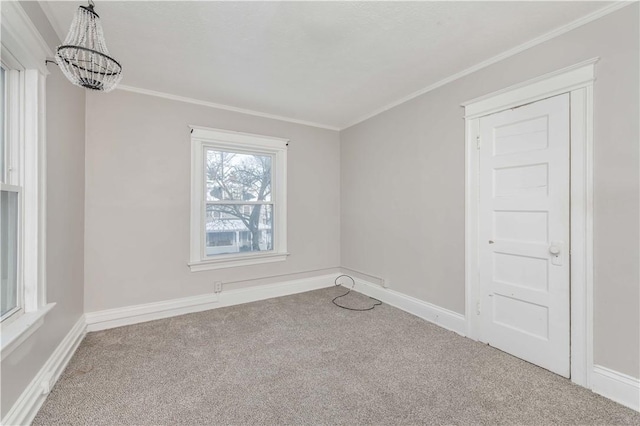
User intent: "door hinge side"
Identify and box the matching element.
[476,135,481,149]
[476,299,481,315]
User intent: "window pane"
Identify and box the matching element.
[205,204,273,256]
[205,149,271,202]
[1,190,18,318]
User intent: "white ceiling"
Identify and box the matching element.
[41,1,611,129]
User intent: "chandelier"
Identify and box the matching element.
[56,1,122,92]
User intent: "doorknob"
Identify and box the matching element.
[549,241,563,266]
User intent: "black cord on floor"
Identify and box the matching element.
[332,274,382,311]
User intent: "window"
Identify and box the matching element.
[1,64,50,333]
[189,126,288,271]
[0,0,54,359]
[1,65,22,326]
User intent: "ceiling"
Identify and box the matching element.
[41,1,611,129]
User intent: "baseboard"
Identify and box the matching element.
[2,315,87,426]
[591,365,640,412]
[85,273,338,332]
[85,293,221,332]
[349,277,467,336]
[218,274,337,307]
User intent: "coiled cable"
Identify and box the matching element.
[332,274,382,311]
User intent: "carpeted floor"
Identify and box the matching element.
[34,287,639,425]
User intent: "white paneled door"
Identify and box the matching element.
[478,93,570,377]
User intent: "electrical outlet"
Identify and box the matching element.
[214,281,223,293]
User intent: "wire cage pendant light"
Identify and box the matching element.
[56,1,122,92]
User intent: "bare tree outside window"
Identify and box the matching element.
[205,150,273,255]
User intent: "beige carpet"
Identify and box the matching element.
[34,287,639,425]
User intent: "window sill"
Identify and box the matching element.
[1,303,56,361]
[189,252,289,272]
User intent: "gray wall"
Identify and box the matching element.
[340,5,639,378]
[84,91,341,312]
[1,4,86,416]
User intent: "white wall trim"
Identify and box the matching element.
[348,277,467,336]
[116,85,340,132]
[217,274,336,308]
[461,57,598,118]
[591,365,640,412]
[22,69,48,314]
[1,316,87,426]
[463,61,595,388]
[188,253,289,272]
[86,274,338,332]
[569,84,595,388]
[1,303,55,361]
[341,2,629,130]
[85,293,221,332]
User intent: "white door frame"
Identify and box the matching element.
[462,57,597,388]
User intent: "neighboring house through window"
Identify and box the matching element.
[189,126,288,271]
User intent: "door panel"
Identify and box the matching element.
[479,94,570,377]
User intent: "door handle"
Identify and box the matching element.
[549,241,563,266]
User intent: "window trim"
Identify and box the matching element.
[1,68,26,326]
[188,126,288,271]
[0,303,53,361]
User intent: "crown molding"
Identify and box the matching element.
[116,85,340,131]
[339,1,634,130]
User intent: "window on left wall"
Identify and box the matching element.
[0,66,24,326]
[0,67,22,324]
[0,1,55,359]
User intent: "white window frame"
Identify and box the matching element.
[1,65,25,327]
[188,126,288,271]
[0,1,55,361]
